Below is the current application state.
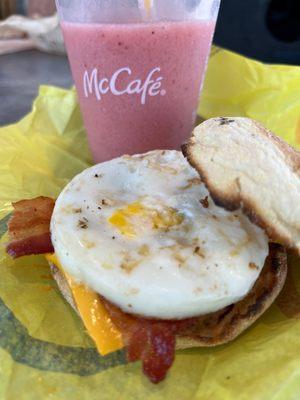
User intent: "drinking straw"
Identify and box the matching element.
[138,0,152,20]
[144,0,152,13]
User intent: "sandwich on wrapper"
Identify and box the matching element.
[7,117,298,383]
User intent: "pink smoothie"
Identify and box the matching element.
[62,20,216,162]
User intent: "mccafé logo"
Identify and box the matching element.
[83,67,166,105]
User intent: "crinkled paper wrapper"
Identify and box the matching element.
[1,48,300,400]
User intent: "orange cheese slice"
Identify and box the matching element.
[45,254,124,356]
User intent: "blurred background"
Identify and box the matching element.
[1,0,299,63]
[0,0,56,18]
[0,0,300,125]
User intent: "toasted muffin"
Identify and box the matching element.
[183,117,300,252]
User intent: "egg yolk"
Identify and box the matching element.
[108,202,183,237]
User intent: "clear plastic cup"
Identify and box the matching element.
[56,0,221,163]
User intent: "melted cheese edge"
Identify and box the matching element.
[46,254,123,355]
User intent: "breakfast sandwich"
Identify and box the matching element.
[6,118,292,383]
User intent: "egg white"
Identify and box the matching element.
[51,150,269,319]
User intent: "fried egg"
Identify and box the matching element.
[51,150,269,319]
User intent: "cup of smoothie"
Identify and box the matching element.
[56,0,220,163]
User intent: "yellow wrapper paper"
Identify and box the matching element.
[1,48,300,400]
[200,47,300,148]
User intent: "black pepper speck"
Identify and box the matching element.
[78,218,89,229]
[219,117,235,126]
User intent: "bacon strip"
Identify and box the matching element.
[102,298,196,383]
[6,197,55,258]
